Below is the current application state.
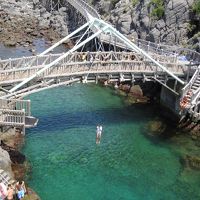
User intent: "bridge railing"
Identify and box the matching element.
[66,0,100,20]
[0,54,63,70]
[0,99,31,116]
[1,60,187,81]
[0,51,186,71]
[182,66,200,99]
[0,109,25,127]
[0,53,189,84]
[189,97,200,121]
[135,39,200,63]
[191,87,200,104]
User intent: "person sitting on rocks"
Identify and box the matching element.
[6,184,14,200]
[0,182,7,200]
[15,181,26,200]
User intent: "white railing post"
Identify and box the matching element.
[22,109,25,135]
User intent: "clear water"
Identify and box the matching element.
[22,84,200,200]
[0,39,68,59]
[1,42,200,200]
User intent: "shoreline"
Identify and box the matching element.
[0,128,40,200]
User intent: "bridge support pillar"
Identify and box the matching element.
[131,74,135,84]
[82,76,88,83]
[160,85,181,117]
[119,73,124,82]
[95,75,98,84]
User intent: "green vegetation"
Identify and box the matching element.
[110,0,119,8]
[192,0,200,15]
[132,0,139,7]
[148,0,165,19]
[187,23,197,33]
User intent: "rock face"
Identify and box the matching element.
[117,84,150,104]
[1,141,26,164]
[0,147,13,178]
[96,0,199,48]
[0,0,69,48]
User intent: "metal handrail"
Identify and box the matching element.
[191,87,200,105]
[182,66,200,97]
[0,99,31,116]
[0,109,25,126]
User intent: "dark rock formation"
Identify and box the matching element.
[182,155,200,170]
[146,119,166,136]
[0,140,25,164]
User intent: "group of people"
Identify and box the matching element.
[96,125,103,144]
[0,181,26,200]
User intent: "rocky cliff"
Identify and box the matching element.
[1,0,199,51]
[93,0,200,51]
[0,0,69,47]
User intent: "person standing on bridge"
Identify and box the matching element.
[81,53,86,62]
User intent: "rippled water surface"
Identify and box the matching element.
[22,84,200,200]
[1,42,200,200]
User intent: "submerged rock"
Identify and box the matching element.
[146,120,166,136]
[118,84,130,93]
[183,155,200,170]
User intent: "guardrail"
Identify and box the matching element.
[0,109,25,127]
[135,39,200,63]
[0,52,190,85]
[182,67,200,98]
[0,99,31,116]
[189,99,200,121]
[0,51,189,71]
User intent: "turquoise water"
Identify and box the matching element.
[22,84,200,200]
[1,42,200,200]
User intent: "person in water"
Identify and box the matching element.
[96,125,102,144]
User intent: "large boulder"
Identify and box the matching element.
[146,120,166,136]
[0,147,13,178]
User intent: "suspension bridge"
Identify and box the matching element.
[0,0,199,134]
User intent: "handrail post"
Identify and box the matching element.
[22,109,25,135]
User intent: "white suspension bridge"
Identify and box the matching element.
[0,0,200,134]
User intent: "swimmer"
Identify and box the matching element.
[96,125,102,144]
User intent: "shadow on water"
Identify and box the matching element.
[30,104,156,134]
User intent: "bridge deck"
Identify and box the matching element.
[25,116,38,128]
